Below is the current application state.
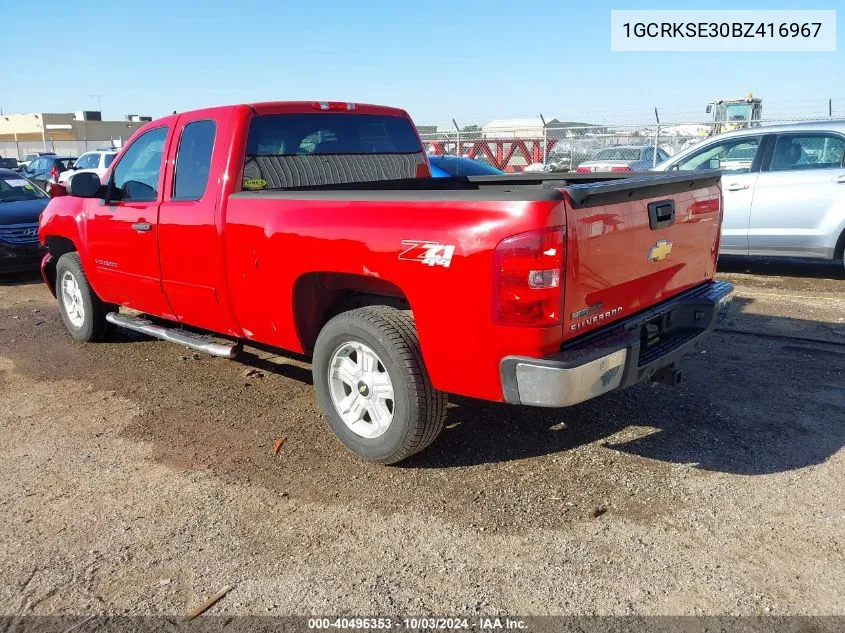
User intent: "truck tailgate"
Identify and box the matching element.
[560,172,723,339]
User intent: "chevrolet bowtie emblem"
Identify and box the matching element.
[648,239,673,262]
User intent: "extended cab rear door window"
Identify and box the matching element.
[242,113,425,189]
[173,119,216,200]
[113,127,168,201]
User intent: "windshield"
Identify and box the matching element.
[593,147,642,161]
[0,174,47,202]
[716,103,753,122]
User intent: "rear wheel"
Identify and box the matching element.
[55,252,110,342]
[312,306,447,464]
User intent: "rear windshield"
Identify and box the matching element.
[242,113,426,189]
[594,147,643,161]
[246,113,422,155]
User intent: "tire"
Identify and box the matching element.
[312,306,447,464]
[55,252,110,342]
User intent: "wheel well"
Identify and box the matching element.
[46,236,77,259]
[293,272,411,353]
[43,236,78,295]
[835,226,845,261]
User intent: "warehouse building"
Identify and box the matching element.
[0,111,151,159]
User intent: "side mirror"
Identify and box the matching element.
[707,158,721,170]
[67,171,103,198]
[706,104,713,114]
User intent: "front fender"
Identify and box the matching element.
[39,197,102,294]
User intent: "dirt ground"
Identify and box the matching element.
[0,260,843,618]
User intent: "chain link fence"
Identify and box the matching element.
[0,139,127,161]
[418,97,845,172]
[419,120,845,173]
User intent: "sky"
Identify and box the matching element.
[2,0,842,127]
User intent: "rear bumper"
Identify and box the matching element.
[500,280,734,407]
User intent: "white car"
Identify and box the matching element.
[58,150,118,184]
[654,120,845,263]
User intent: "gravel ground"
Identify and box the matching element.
[0,262,842,618]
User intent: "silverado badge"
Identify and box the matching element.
[648,239,673,262]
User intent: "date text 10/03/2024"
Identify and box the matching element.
[307,617,527,630]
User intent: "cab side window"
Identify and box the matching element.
[173,120,216,200]
[112,127,168,201]
[769,134,845,172]
[676,136,762,174]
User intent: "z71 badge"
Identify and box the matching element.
[398,240,456,268]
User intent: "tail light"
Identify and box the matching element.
[50,166,60,182]
[575,166,592,173]
[493,227,565,326]
[610,166,633,172]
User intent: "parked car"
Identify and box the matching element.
[18,151,56,171]
[428,155,503,177]
[576,146,669,173]
[0,157,19,170]
[19,155,75,192]
[57,150,118,184]
[654,120,845,264]
[0,169,49,272]
[40,100,731,464]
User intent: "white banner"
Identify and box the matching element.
[611,10,836,52]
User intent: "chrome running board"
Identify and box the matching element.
[106,312,241,359]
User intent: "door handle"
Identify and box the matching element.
[131,222,152,233]
[725,183,749,191]
[831,175,845,184]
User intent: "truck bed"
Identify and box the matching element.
[230,170,723,344]
[230,170,720,203]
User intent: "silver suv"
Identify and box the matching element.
[655,120,845,265]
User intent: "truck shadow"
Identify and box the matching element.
[404,303,845,475]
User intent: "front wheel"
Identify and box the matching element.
[55,252,110,341]
[312,306,447,464]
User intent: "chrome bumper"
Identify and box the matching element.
[500,281,734,407]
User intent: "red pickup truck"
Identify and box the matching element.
[39,100,732,464]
